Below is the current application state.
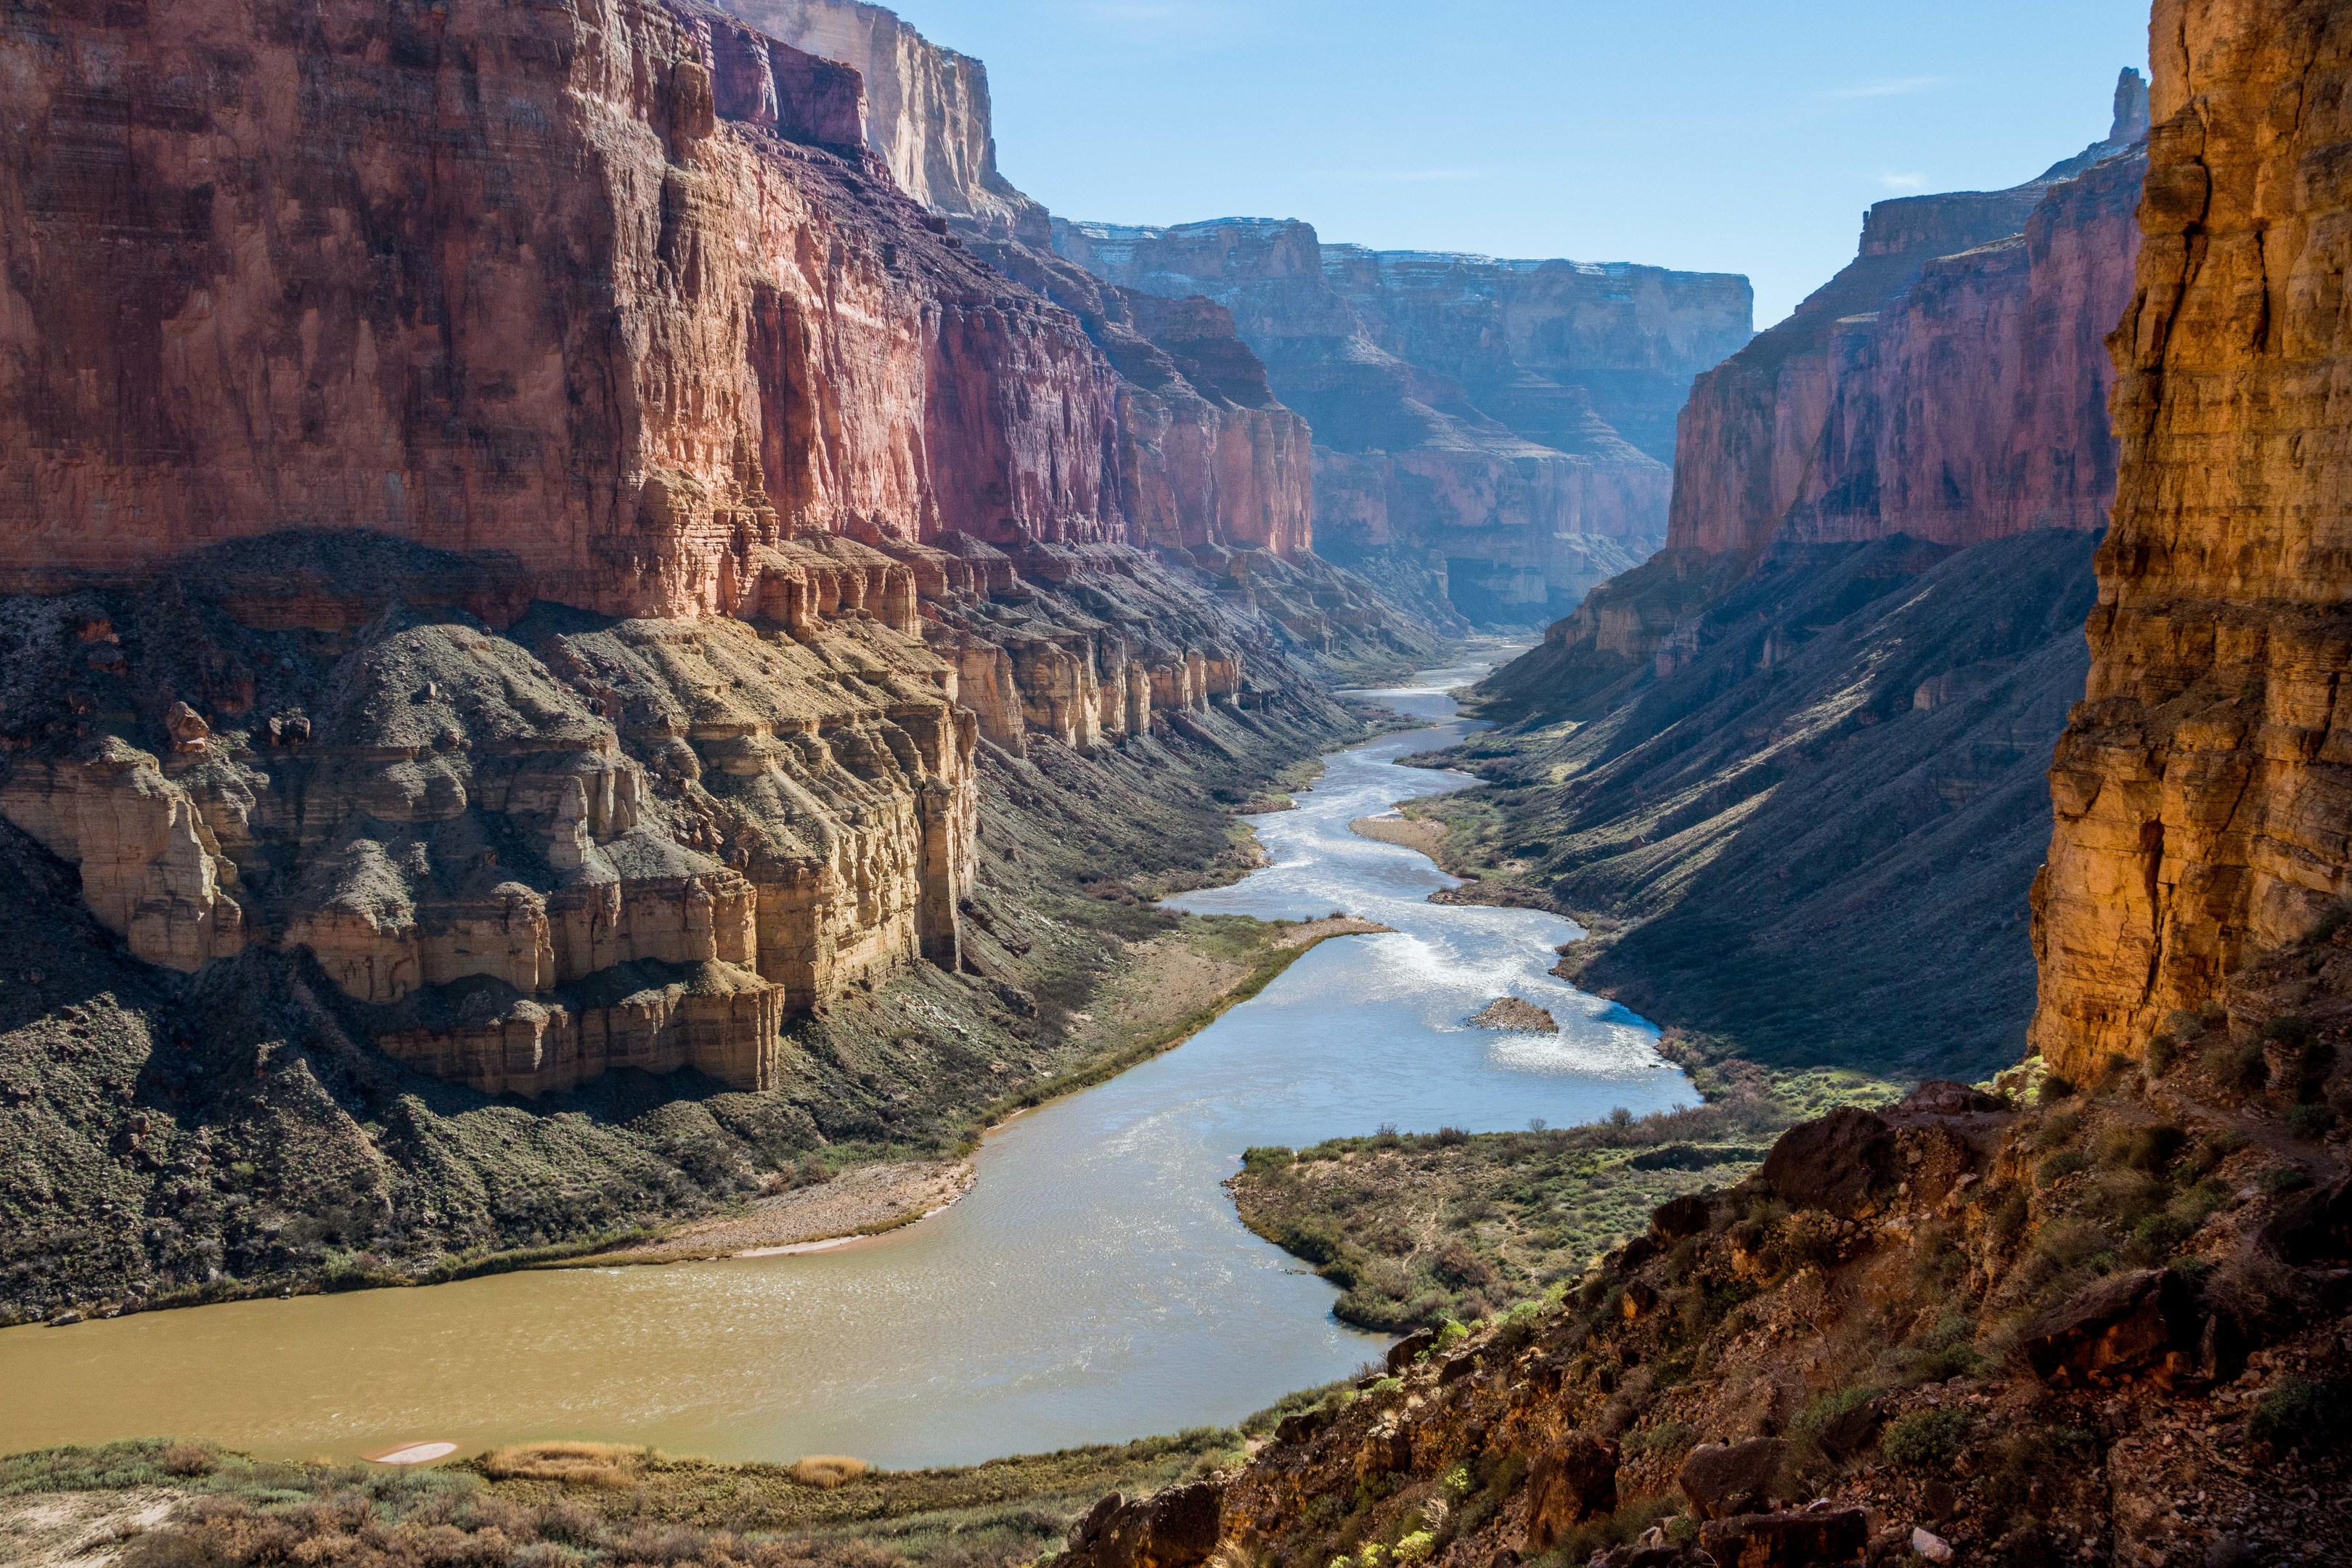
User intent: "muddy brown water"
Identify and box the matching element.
[0,648,1688,1468]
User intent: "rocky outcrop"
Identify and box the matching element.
[1511,77,2148,706]
[1053,216,1750,624]
[0,0,1132,620]
[706,0,1049,241]
[0,520,1408,1098]
[2031,5,2352,1078]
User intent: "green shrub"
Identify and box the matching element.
[2035,1151,2088,1188]
[2205,1041,2270,1094]
[2287,1104,2337,1141]
[2245,1377,2352,1453]
[2145,1033,2178,1077]
[1882,1408,1971,1470]
[2261,1015,2312,1048]
[1241,1146,1295,1170]
[2098,1124,2186,1173]
[2037,1075,2077,1105]
[1393,1531,1436,1566]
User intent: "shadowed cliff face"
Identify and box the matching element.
[2033,0,2352,1079]
[1051,217,1752,627]
[1494,80,2149,715]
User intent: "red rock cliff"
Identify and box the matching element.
[2033,0,2352,1077]
[0,0,1127,619]
[1505,84,2149,704]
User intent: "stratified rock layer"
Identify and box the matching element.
[2031,2,2352,1077]
[1053,216,1752,624]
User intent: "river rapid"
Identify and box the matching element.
[0,648,1689,1467]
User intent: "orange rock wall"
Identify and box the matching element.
[2032,0,2352,1076]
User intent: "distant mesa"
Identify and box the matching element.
[1470,997,1558,1033]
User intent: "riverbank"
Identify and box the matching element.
[562,915,1392,1271]
[0,1423,1281,1568]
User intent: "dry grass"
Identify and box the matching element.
[789,1457,872,1490]
[478,1442,646,1487]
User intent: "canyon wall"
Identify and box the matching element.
[0,0,1440,1099]
[2032,0,2352,1078]
[1053,217,1752,625]
[1489,78,2151,711]
[0,0,1154,619]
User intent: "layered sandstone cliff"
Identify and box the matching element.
[1490,79,2151,712]
[0,0,1151,618]
[2032,1,2352,1078]
[1053,217,1752,624]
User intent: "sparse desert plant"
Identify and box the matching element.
[2145,1032,2178,1077]
[791,1455,873,1489]
[2287,1103,2337,1140]
[2205,1040,2270,1094]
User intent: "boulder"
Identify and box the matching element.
[1062,1483,1222,1568]
[1273,1408,1330,1447]
[1522,1433,1620,1549]
[1675,1437,1786,1521]
[1696,1508,1869,1568]
[2260,1174,2352,1265]
[1387,1327,1438,1373]
[1759,1109,1895,1215]
[1651,1193,1715,1241]
[1812,1397,1884,1461]
[2017,1268,2196,1387]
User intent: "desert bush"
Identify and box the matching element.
[791,1456,873,1490]
[2204,1041,2270,1095]
[481,1443,647,1488]
[2144,1033,2178,1077]
[1882,1408,1970,1470]
[2096,1124,2185,1174]
[2287,1104,2337,1140]
[2035,1151,2088,1188]
[2036,1075,2076,1105]
[2245,1377,2352,1453]
[1769,1212,1842,1275]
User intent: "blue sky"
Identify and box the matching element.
[875,0,2150,326]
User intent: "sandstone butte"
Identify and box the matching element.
[0,0,1432,1097]
[2032,0,2352,1079]
[1049,215,1754,626]
[1509,73,2154,699]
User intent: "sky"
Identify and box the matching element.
[873,0,2151,327]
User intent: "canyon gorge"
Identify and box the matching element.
[4,1,2352,1567]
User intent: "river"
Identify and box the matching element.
[0,648,1689,1467]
